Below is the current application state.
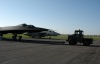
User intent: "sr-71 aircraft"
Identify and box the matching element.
[0,23,48,41]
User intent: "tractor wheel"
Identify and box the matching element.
[69,39,77,45]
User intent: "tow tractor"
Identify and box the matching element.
[66,29,93,46]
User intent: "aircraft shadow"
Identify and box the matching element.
[2,38,66,45]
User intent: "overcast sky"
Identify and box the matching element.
[0,0,100,35]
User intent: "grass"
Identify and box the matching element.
[3,33,30,38]
[3,33,100,40]
[84,36,100,41]
[43,35,100,40]
[42,35,67,40]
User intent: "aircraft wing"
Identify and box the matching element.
[0,24,48,34]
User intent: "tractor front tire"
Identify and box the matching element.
[69,39,77,45]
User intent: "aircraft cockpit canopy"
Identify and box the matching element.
[27,25,35,28]
[18,23,27,27]
[18,24,35,28]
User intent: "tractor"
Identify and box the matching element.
[67,29,93,46]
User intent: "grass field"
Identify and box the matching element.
[3,33,30,38]
[43,35,100,40]
[84,36,100,41]
[42,35,67,40]
[3,33,100,40]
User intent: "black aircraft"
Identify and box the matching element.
[0,23,48,41]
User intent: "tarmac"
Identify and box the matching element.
[0,38,100,64]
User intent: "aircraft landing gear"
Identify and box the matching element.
[12,33,17,41]
[0,33,3,41]
[12,34,22,41]
[18,36,22,41]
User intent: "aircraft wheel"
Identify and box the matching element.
[12,36,17,40]
[18,36,22,41]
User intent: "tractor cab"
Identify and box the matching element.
[74,29,83,35]
[74,29,84,42]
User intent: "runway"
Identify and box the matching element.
[0,38,100,64]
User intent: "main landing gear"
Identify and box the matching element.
[12,33,22,41]
[0,33,3,41]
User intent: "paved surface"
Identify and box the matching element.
[0,39,100,64]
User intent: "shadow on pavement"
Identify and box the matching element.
[2,38,100,47]
[2,38,66,45]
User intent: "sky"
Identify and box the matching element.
[0,0,100,35]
